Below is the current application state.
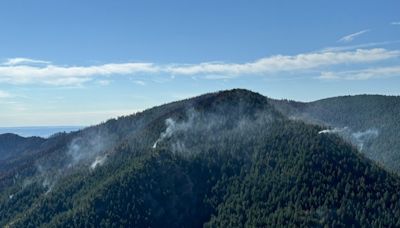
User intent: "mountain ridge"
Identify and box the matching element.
[1,89,400,227]
[0,133,45,161]
[268,93,400,173]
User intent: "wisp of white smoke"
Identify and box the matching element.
[318,127,348,134]
[153,118,176,149]
[351,129,379,151]
[153,114,195,149]
[90,155,108,170]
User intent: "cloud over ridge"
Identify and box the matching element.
[0,48,399,86]
[319,66,400,80]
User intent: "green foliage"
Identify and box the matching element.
[1,89,400,227]
[0,133,44,162]
[269,94,400,173]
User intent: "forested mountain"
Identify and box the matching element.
[268,95,400,173]
[0,134,44,161]
[1,89,400,227]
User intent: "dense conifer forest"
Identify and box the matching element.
[1,89,400,227]
[269,95,400,173]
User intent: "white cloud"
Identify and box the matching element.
[0,109,142,127]
[204,75,233,80]
[0,90,11,98]
[318,66,400,80]
[97,80,111,86]
[132,80,146,86]
[338,29,370,43]
[166,49,398,77]
[0,48,398,85]
[391,22,400,25]
[2,57,51,66]
[322,40,400,52]
[0,62,156,86]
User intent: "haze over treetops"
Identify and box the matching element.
[1,89,400,227]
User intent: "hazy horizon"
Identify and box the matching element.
[0,126,83,138]
[1,90,399,128]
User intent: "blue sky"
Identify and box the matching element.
[0,0,400,126]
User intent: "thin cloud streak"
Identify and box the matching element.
[0,48,399,85]
[2,57,51,66]
[166,49,399,76]
[338,29,370,43]
[0,109,143,127]
[132,80,146,86]
[0,63,157,85]
[96,80,112,86]
[321,40,400,52]
[318,66,400,80]
[0,90,12,98]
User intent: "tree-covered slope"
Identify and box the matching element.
[207,122,400,227]
[269,95,400,173]
[1,89,400,227]
[0,133,44,161]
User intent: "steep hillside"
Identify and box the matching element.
[269,95,400,173]
[0,133,45,160]
[1,89,400,227]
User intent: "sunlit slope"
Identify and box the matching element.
[1,89,400,227]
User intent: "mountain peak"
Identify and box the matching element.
[2,89,400,227]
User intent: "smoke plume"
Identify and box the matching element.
[90,155,108,170]
[351,129,379,151]
[318,127,349,134]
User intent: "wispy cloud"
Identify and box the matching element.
[2,57,51,66]
[132,80,146,86]
[204,75,234,80]
[0,62,156,86]
[0,48,399,85]
[391,21,400,25]
[165,49,398,76]
[0,90,11,98]
[338,29,370,43]
[322,40,400,52]
[318,66,400,80]
[96,80,111,86]
[0,109,142,126]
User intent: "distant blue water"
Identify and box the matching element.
[0,126,84,138]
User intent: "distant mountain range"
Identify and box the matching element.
[0,134,45,161]
[1,89,400,227]
[0,126,83,138]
